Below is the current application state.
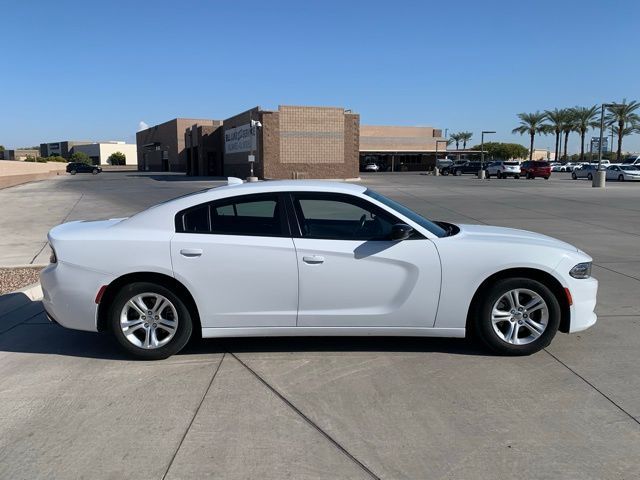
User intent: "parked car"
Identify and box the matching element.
[622,154,640,166]
[605,164,640,181]
[443,161,483,176]
[551,164,564,172]
[67,162,102,175]
[41,179,597,360]
[486,161,521,179]
[364,163,380,172]
[572,164,604,180]
[557,163,579,172]
[520,161,551,179]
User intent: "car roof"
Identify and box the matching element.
[124,180,368,227]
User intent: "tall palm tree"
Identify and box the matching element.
[512,112,547,161]
[606,99,640,161]
[544,108,570,162]
[459,131,473,150]
[561,110,578,161]
[571,106,600,161]
[449,132,462,150]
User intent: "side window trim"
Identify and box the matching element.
[174,192,291,238]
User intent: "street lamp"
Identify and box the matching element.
[480,130,496,179]
[594,103,620,188]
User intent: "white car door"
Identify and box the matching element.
[171,193,298,328]
[289,192,441,328]
[605,166,616,180]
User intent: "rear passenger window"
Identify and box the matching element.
[182,204,210,233]
[176,194,285,237]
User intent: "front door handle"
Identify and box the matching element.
[180,248,203,258]
[303,255,325,264]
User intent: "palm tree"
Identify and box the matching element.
[459,131,473,150]
[561,110,578,162]
[512,112,547,161]
[449,132,462,150]
[570,106,599,162]
[544,108,570,163]
[606,99,640,161]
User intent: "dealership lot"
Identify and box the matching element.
[0,172,639,479]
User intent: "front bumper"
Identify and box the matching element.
[566,275,598,333]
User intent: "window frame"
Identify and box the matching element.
[285,191,421,241]
[174,192,291,238]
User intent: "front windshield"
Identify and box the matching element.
[364,189,447,238]
[621,165,640,171]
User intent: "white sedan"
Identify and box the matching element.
[41,179,598,359]
[605,164,640,181]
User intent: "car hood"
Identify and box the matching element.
[456,224,579,252]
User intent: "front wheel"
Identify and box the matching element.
[70,170,77,175]
[514,174,520,179]
[454,169,462,176]
[618,174,624,181]
[571,172,577,180]
[474,277,560,355]
[109,282,193,360]
[486,171,491,178]
[92,168,99,175]
[587,173,593,180]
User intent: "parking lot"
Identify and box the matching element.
[1,171,639,479]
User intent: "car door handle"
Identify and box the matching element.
[303,255,325,264]
[180,248,203,258]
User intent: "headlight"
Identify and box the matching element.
[49,245,57,264]
[570,262,591,279]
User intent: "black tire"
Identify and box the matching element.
[109,282,193,360]
[587,173,593,181]
[70,170,77,175]
[454,169,462,176]
[571,172,577,180]
[474,277,560,355]
[618,174,624,181]
[514,174,520,179]
[528,173,534,179]
[442,169,449,176]
[486,171,491,178]
[544,176,549,180]
[92,168,99,175]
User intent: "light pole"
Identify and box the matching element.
[593,103,619,188]
[479,130,495,179]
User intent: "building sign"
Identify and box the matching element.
[224,124,257,154]
[590,137,609,153]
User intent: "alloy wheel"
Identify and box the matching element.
[491,288,549,345]
[119,293,179,349]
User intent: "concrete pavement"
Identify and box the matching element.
[0,171,639,479]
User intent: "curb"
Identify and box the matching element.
[14,282,43,301]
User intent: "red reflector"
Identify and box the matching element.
[95,285,108,304]
[564,288,573,306]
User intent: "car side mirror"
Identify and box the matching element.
[390,223,414,241]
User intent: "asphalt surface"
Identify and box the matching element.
[0,171,639,479]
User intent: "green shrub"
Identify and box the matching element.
[70,151,91,164]
[24,156,37,162]
[107,151,126,165]
[47,156,67,163]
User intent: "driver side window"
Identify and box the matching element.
[292,193,397,241]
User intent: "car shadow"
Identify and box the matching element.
[0,301,489,360]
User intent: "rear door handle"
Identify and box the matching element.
[180,248,203,258]
[303,255,325,264]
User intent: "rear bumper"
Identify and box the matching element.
[40,262,111,332]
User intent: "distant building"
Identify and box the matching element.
[531,148,552,161]
[72,142,137,166]
[1,149,40,160]
[136,118,218,172]
[40,141,92,159]
[359,125,446,171]
[140,106,360,179]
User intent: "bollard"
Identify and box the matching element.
[592,170,605,188]
[434,167,440,176]
[477,170,486,180]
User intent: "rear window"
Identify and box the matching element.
[505,162,519,166]
[537,162,550,167]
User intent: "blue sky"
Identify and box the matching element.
[2,0,639,153]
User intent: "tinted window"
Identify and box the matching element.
[505,161,519,166]
[177,194,285,237]
[292,194,397,241]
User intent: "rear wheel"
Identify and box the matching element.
[454,169,462,176]
[571,172,577,180]
[486,171,491,178]
[618,174,624,181]
[514,174,520,179]
[474,278,560,355]
[544,176,549,180]
[109,282,193,360]
[92,168,99,175]
[587,173,593,180]
[70,169,77,175]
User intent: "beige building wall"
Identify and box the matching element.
[360,125,444,152]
